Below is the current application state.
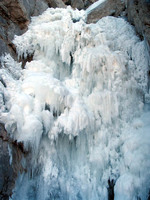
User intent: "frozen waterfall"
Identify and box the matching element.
[0,6,150,200]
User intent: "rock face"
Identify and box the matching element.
[0,124,13,200]
[86,0,126,23]
[71,0,85,10]
[62,0,97,9]
[127,0,150,63]
[46,0,66,8]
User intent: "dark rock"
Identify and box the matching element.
[71,0,84,10]
[148,190,150,200]
[31,0,49,16]
[86,0,125,24]
[45,0,66,8]
[0,0,28,30]
[63,0,97,9]
[0,124,14,199]
[0,39,9,58]
[107,179,115,200]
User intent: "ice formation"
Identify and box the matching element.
[0,6,150,200]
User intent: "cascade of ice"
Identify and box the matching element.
[0,6,150,200]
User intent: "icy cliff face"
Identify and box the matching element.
[0,6,150,200]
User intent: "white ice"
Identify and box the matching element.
[0,6,150,200]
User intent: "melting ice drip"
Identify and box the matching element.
[0,6,150,200]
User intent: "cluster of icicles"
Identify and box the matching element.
[0,6,150,200]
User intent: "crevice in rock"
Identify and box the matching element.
[0,78,7,87]
[148,190,150,200]
[63,0,71,6]
[107,179,115,200]
[8,42,17,55]
[70,52,73,74]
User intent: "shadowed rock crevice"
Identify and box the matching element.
[107,179,115,200]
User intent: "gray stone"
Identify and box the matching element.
[71,0,84,10]
[7,22,24,41]
[32,0,49,16]
[17,0,36,19]
[0,39,9,57]
[0,124,13,199]
[46,0,66,8]
[86,0,125,23]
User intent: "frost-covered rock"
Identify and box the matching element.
[86,0,125,23]
[0,7,150,200]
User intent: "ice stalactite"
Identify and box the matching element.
[0,6,150,200]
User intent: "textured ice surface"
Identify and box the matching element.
[0,6,150,200]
